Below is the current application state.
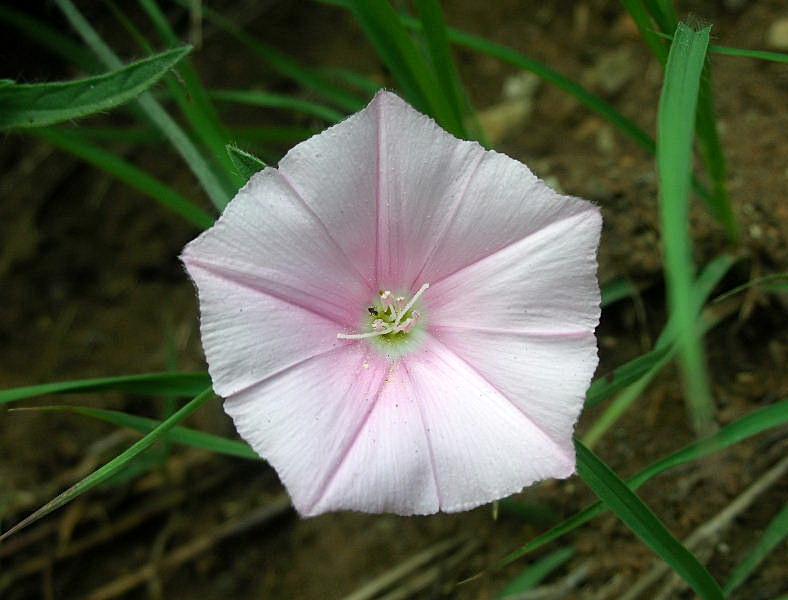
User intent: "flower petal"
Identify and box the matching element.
[426,207,602,333]
[413,150,595,290]
[311,337,575,515]
[279,90,485,289]
[182,167,371,328]
[184,261,346,397]
[223,347,399,516]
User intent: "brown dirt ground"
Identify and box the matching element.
[1,1,786,599]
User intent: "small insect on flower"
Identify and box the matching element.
[182,91,601,516]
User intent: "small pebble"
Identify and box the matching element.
[766,18,788,50]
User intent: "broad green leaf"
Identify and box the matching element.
[0,371,210,405]
[723,503,788,596]
[31,128,214,229]
[575,440,724,599]
[0,46,189,130]
[0,388,214,541]
[657,23,715,434]
[498,548,574,598]
[54,0,231,210]
[227,144,266,183]
[210,89,345,123]
[499,401,788,566]
[13,405,257,461]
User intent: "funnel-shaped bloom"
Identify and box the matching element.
[182,91,601,516]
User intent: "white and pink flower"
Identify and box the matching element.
[182,91,601,516]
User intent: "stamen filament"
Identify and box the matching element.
[394,283,429,327]
[336,283,429,341]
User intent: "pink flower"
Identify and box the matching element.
[182,91,601,516]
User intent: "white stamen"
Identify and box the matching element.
[394,283,429,327]
[336,283,429,340]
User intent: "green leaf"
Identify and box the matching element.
[30,127,214,229]
[600,277,640,308]
[575,440,724,599]
[712,273,788,304]
[227,144,266,183]
[0,372,211,405]
[54,0,231,210]
[498,548,574,598]
[708,44,788,64]
[498,401,788,566]
[0,388,214,541]
[585,345,672,409]
[348,0,466,138]
[316,67,383,96]
[723,503,788,596]
[13,405,258,461]
[657,23,715,434]
[0,46,189,130]
[210,89,345,123]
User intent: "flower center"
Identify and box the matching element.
[337,283,429,342]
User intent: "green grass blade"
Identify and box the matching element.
[54,0,231,210]
[600,277,640,308]
[498,548,575,598]
[0,372,211,405]
[227,144,266,183]
[414,0,481,141]
[709,44,788,63]
[620,0,668,60]
[195,3,365,113]
[657,23,716,435]
[723,503,788,596]
[0,5,100,72]
[575,440,724,599]
[498,401,788,567]
[30,128,213,228]
[210,89,345,123]
[396,12,655,151]
[348,0,463,135]
[712,273,788,304]
[0,46,189,130]
[137,0,243,191]
[14,405,258,461]
[585,345,672,409]
[229,125,317,144]
[0,388,214,541]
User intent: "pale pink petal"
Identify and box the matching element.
[430,327,597,451]
[412,150,594,289]
[311,337,574,515]
[426,208,602,333]
[279,91,485,289]
[224,347,392,515]
[184,263,346,397]
[182,167,371,327]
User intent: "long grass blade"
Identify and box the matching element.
[210,89,345,123]
[30,128,214,228]
[0,388,214,541]
[498,548,575,598]
[657,22,715,434]
[0,371,211,405]
[414,0,483,142]
[723,503,788,596]
[137,0,243,191]
[54,0,231,210]
[348,0,465,137]
[575,440,724,599]
[13,405,258,461]
[498,401,788,567]
[0,46,189,130]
